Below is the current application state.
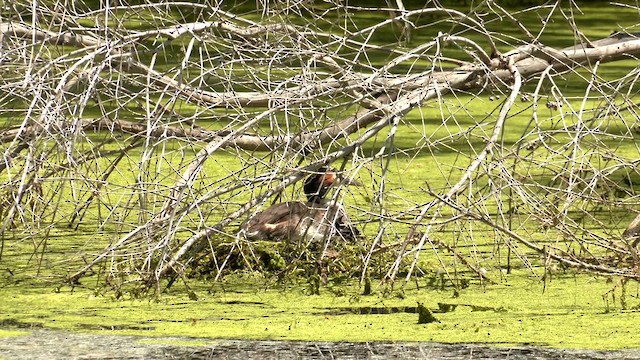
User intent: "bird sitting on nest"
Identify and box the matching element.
[240,168,360,244]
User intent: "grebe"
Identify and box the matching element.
[241,168,360,243]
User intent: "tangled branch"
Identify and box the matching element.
[1,1,639,292]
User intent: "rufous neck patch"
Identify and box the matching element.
[321,172,336,187]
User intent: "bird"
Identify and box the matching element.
[240,168,360,243]
[623,213,640,247]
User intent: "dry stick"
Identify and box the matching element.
[121,21,396,112]
[377,32,640,236]
[65,94,398,284]
[144,88,432,287]
[76,2,214,17]
[0,77,66,237]
[388,0,409,39]
[128,19,444,107]
[1,89,383,150]
[561,3,596,49]
[1,21,244,104]
[373,35,640,102]
[445,35,493,65]
[68,32,640,285]
[506,65,553,274]
[557,61,601,221]
[0,139,36,237]
[0,142,29,173]
[388,60,521,285]
[158,89,394,223]
[357,114,400,286]
[0,23,110,234]
[487,1,536,43]
[8,19,640,118]
[0,22,100,47]
[132,20,301,42]
[438,194,640,280]
[75,35,640,131]
[17,17,632,283]
[0,60,96,234]
[5,17,640,107]
[7,23,630,148]
[430,238,497,285]
[0,19,297,49]
[69,139,142,229]
[341,7,499,63]
[0,19,477,111]
[1,21,338,110]
[2,131,127,192]
[65,92,394,284]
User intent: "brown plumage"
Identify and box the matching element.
[240,169,360,243]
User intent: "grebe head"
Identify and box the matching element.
[303,168,361,203]
[304,168,336,203]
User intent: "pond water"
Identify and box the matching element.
[1,329,639,360]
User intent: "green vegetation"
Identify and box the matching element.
[2,273,640,349]
[2,0,640,351]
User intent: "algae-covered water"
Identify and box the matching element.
[2,1,640,358]
[2,272,640,353]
